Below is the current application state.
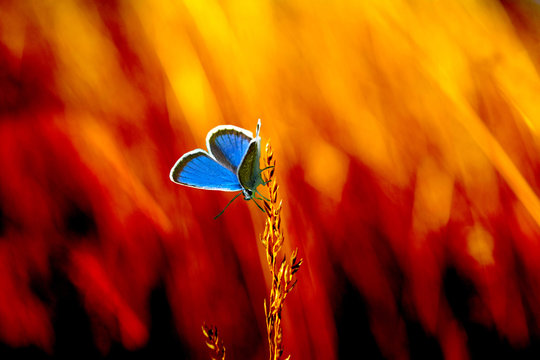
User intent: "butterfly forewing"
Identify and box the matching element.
[207,126,253,172]
[237,139,262,191]
[170,149,242,191]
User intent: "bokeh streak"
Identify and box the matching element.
[1,0,540,359]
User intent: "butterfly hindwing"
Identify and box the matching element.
[207,126,253,172]
[169,149,242,191]
[237,138,262,191]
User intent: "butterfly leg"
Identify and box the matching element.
[255,188,270,201]
[214,191,243,219]
[253,196,265,202]
[260,165,274,173]
[260,167,275,184]
[251,198,266,213]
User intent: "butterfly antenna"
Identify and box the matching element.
[214,191,243,219]
[256,119,261,137]
[251,198,266,213]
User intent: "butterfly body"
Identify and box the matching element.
[170,120,264,211]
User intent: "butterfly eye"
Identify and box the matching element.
[243,189,253,200]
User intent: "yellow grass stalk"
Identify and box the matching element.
[202,323,226,360]
[261,141,303,360]
[201,140,301,360]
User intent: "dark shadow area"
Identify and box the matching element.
[51,265,102,359]
[0,206,4,237]
[335,274,384,360]
[107,283,190,360]
[64,202,97,239]
[443,266,540,359]
[0,343,50,360]
[0,268,190,359]
[404,318,443,360]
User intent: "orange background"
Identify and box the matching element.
[1,0,540,359]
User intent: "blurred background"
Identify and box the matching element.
[1,0,540,359]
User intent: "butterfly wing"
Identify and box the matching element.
[170,149,242,191]
[206,125,253,172]
[237,137,262,192]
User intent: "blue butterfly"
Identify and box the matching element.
[170,119,271,218]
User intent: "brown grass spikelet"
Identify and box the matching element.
[261,140,303,360]
[202,323,226,360]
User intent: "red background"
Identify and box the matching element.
[1,1,540,359]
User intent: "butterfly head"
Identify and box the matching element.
[242,188,253,200]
